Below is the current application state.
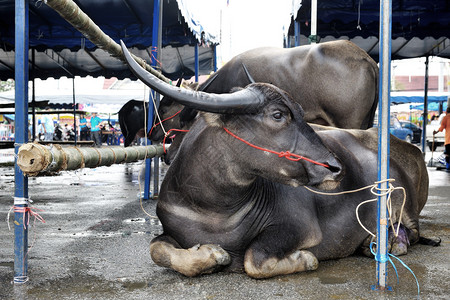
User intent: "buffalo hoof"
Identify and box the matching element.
[150,241,231,277]
[299,250,319,271]
[200,244,232,267]
[389,223,410,256]
[244,249,318,279]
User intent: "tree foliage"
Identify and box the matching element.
[0,79,14,92]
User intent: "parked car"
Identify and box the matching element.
[390,117,414,143]
[399,121,422,144]
[373,116,415,143]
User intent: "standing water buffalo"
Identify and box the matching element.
[121,41,428,279]
[119,40,378,149]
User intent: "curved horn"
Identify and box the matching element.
[120,40,264,114]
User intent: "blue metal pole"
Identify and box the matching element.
[152,0,163,198]
[144,0,161,199]
[374,0,392,291]
[421,56,429,153]
[14,0,30,284]
[294,20,300,47]
[213,44,217,72]
[195,43,199,82]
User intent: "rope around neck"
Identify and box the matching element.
[149,109,183,137]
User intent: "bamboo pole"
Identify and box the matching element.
[17,143,164,176]
[44,0,172,84]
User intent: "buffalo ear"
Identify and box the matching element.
[160,77,182,106]
[179,107,198,128]
[242,63,255,84]
[199,72,218,91]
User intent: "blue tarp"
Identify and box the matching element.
[391,95,450,103]
[411,102,448,111]
[289,0,450,60]
[0,0,218,80]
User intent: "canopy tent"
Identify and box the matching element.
[0,83,148,104]
[411,102,448,111]
[0,0,219,81]
[391,101,447,112]
[391,92,450,103]
[287,0,450,61]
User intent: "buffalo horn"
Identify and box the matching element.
[120,40,264,114]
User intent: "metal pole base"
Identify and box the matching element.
[371,284,393,292]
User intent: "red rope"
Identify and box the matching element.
[223,127,330,168]
[13,206,46,229]
[151,46,162,68]
[149,109,183,137]
[162,129,189,153]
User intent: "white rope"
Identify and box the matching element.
[304,179,407,238]
[137,86,160,220]
[148,87,168,137]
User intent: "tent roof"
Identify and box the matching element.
[391,91,450,103]
[0,0,218,80]
[288,0,450,60]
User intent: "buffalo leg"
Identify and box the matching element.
[150,235,231,277]
[360,223,415,257]
[243,227,319,279]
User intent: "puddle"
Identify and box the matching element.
[123,218,146,224]
[317,275,348,285]
[123,217,161,226]
[0,261,13,269]
[70,182,110,186]
[121,280,152,291]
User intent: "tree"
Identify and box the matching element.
[0,79,14,92]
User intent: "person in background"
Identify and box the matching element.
[434,107,450,170]
[41,107,55,141]
[38,119,45,140]
[79,113,90,141]
[89,112,103,147]
[431,114,441,126]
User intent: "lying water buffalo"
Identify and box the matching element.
[121,41,428,279]
[119,40,378,149]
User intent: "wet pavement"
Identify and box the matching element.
[0,148,449,300]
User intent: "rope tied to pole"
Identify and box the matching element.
[304,178,406,239]
[151,46,162,68]
[12,206,46,230]
[7,198,46,285]
[7,198,46,231]
[370,241,421,296]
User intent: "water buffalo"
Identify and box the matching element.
[119,40,378,150]
[118,100,148,147]
[121,41,428,279]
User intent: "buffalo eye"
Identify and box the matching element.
[272,111,283,121]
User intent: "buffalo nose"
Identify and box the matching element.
[327,164,341,174]
[326,157,343,179]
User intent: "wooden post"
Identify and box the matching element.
[16,144,164,176]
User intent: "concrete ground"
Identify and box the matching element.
[0,147,448,300]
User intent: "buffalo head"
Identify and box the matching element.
[121,41,343,189]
